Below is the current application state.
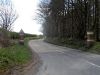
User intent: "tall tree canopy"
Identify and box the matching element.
[38,0,100,41]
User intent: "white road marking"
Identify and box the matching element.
[56,50,100,69]
[86,61,100,68]
[56,50,65,53]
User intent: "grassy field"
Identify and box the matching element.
[0,38,32,72]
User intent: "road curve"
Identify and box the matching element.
[29,39,100,75]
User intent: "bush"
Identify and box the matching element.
[45,37,85,49]
[10,31,37,40]
[89,42,100,54]
[0,29,11,47]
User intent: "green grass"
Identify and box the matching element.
[89,42,100,54]
[45,37,100,54]
[0,39,32,71]
[45,37,85,49]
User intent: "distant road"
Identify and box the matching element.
[29,39,100,75]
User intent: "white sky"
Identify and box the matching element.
[11,0,42,35]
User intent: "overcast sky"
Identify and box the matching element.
[11,0,42,35]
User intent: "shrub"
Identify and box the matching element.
[45,37,85,49]
[0,29,11,47]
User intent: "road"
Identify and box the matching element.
[29,40,100,75]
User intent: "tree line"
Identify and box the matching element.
[38,0,100,42]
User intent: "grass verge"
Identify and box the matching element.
[45,37,100,54]
[45,37,85,49]
[0,38,32,72]
[89,42,100,54]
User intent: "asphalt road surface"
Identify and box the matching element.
[29,40,100,75]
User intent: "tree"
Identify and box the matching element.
[94,0,100,41]
[0,0,18,31]
[38,0,100,43]
[0,0,18,47]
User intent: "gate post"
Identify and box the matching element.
[86,31,95,47]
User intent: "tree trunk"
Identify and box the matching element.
[95,0,100,41]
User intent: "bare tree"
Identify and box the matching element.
[0,0,18,47]
[0,0,18,31]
